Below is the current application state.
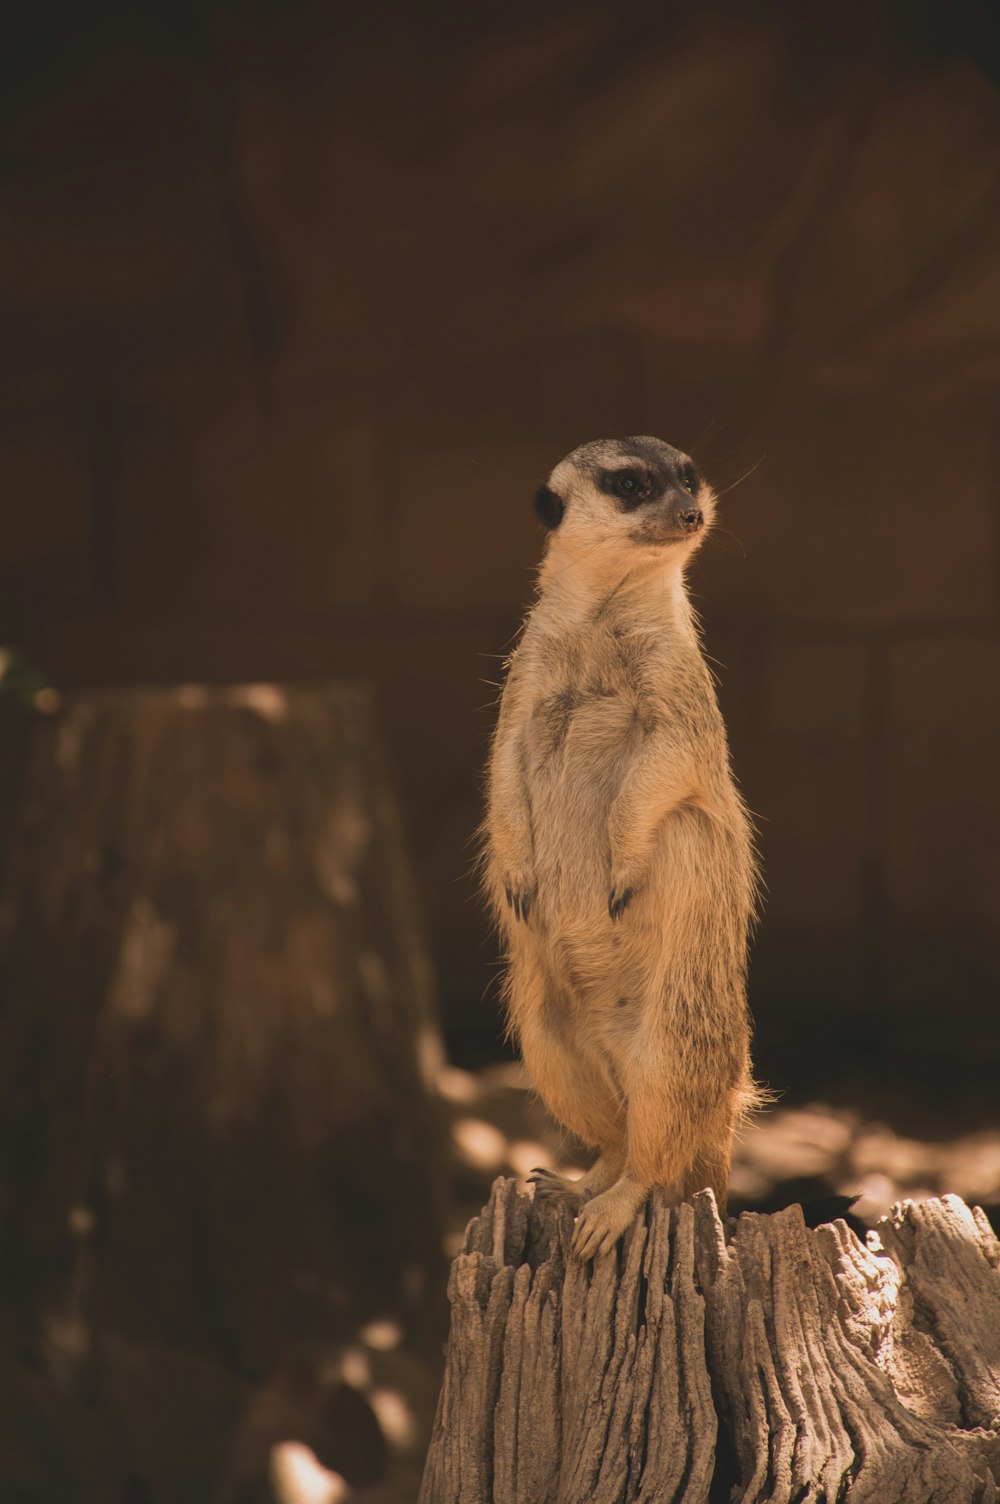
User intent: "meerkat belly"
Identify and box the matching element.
[523,686,748,974]
[555,803,748,1054]
[522,688,638,896]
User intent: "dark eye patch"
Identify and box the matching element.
[612,469,645,498]
[600,467,659,510]
[680,462,700,495]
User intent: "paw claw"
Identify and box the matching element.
[572,1183,641,1258]
[503,873,535,924]
[529,1167,585,1205]
[608,886,633,921]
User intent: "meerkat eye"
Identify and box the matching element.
[681,466,700,495]
[613,470,644,498]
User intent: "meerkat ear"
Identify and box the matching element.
[534,484,564,529]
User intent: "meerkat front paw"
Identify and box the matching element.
[572,1179,647,1260]
[503,867,536,922]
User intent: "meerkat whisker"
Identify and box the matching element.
[712,453,766,499]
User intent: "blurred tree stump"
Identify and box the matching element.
[420,1181,1000,1503]
[0,684,447,1479]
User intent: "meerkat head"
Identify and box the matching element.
[534,436,714,582]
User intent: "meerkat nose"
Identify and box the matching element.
[679,509,704,532]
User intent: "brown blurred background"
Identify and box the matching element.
[4,0,1000,1103]
[1,1,999,1497]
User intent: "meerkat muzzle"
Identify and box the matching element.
[633,502,704,544]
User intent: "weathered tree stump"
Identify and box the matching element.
[0,684,447,1495]
[420,1179,1000,1503]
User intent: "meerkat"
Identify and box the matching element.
[483,436,759,1260]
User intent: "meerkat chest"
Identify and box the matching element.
[522,626,653,765]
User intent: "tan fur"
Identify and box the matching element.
[482,437,760,1259]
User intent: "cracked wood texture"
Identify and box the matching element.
[0,685,447,1375]
[420,1180,1000,1504]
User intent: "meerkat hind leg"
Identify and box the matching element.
[684,1140,733,1213]
[573,1026,717,1259]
